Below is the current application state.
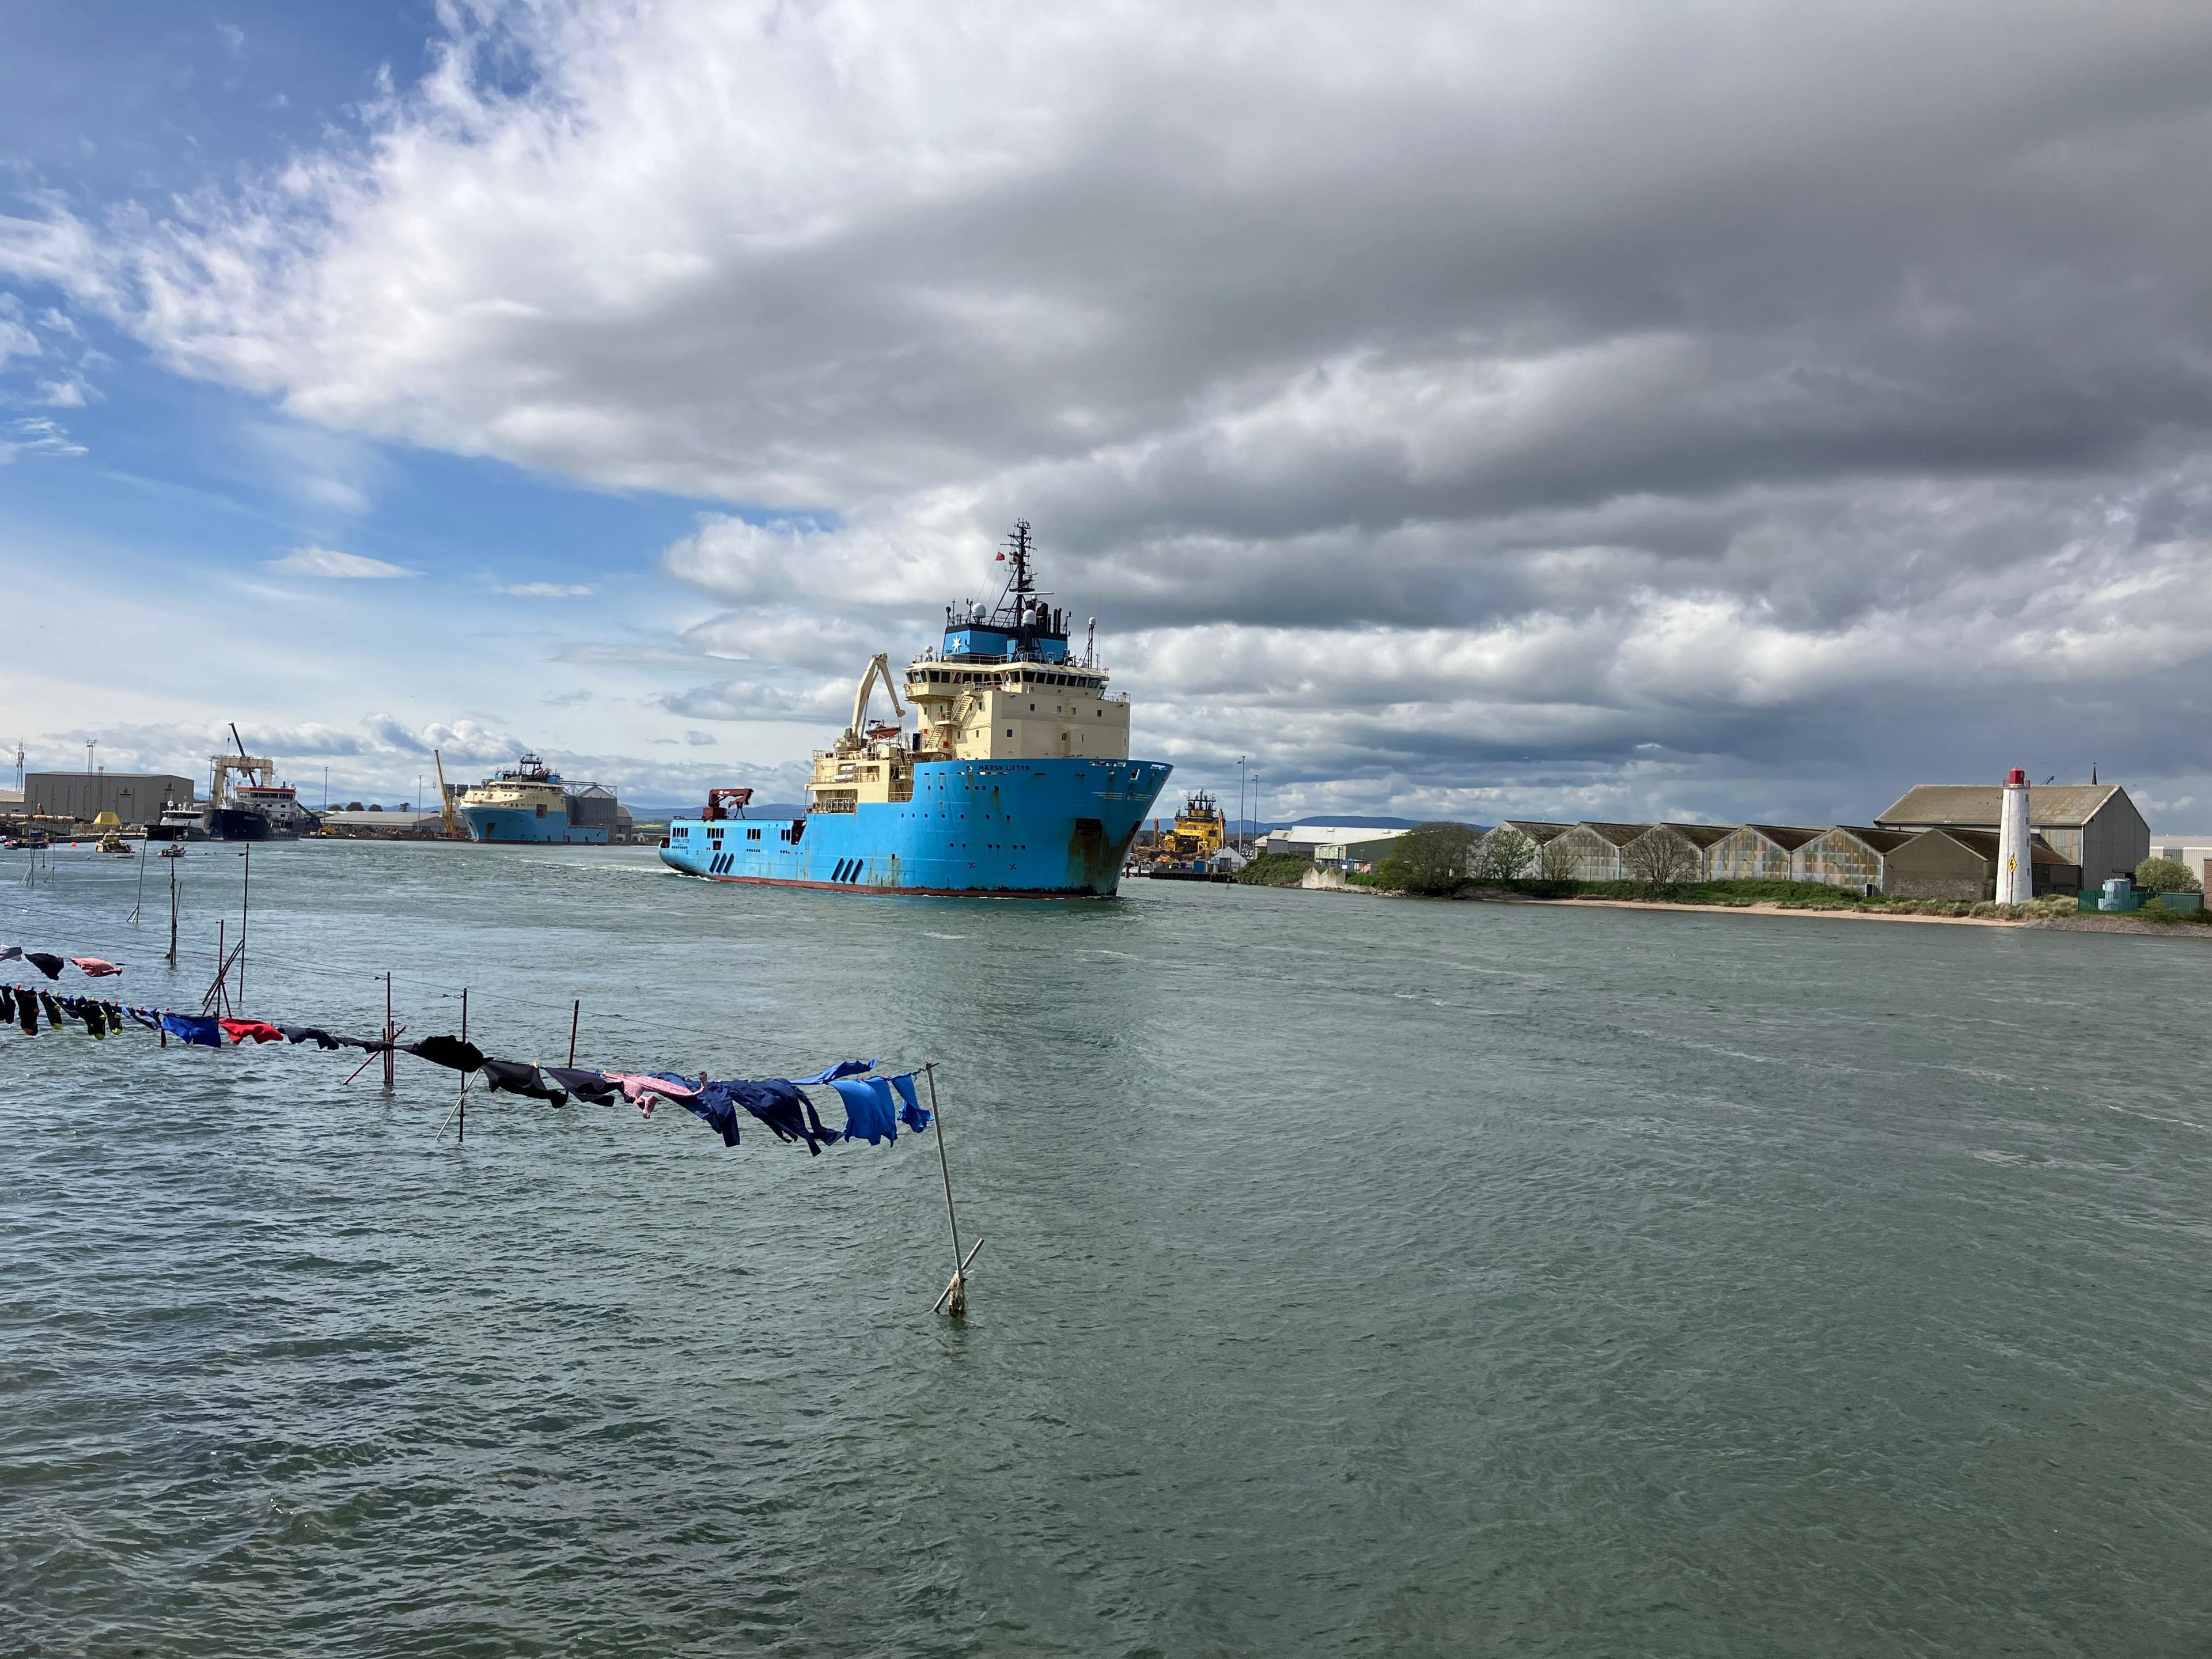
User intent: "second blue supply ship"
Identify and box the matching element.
[661,522,1171,896]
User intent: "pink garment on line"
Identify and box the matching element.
[604,1073,701,1104]
[71,957,121,978]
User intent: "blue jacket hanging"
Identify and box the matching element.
[161,1012,222,1048]
[829,1076,899,1145]
[891,1073,931,1132]
[788,1059,880,1086]
[703,1078,841,1154]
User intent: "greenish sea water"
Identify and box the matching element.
[1,842,2207,1656]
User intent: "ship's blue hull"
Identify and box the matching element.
[464,805,609,844]
[661,758,1171,896]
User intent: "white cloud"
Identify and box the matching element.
[265,546,416,579]
[0,416,86,461]
[10,0,2212,818]
[495,581,594,597]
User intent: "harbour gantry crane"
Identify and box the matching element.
[433,749,467,840]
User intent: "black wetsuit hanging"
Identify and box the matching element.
[25,952,64,980]
[543,1067,621,1105]
[406,1035,486,1073]
[481,1059,568,1105]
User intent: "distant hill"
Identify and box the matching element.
[1283,815,1423,831]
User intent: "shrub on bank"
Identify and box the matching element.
[2135,856,2201,894]
[1373,821,1485,895]
[1235,853,1313,887]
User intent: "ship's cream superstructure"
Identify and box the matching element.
[463,767,566,817]
[803,656,1131,815]
[665,519,1171,897]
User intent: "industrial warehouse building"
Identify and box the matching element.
[1462,783,2146,899]
[1546,822,1654,882]
[1797,825,1918,893]
[1885,828,2078,900]
[22,771,195,824]
[1876,784,2145,887]
[1706,824,1821,881]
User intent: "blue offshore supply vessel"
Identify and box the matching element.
[460,753,609,844]
[661,522,1171,896]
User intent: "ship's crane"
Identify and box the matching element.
[836,653,907,757]
[209,722,277,808]
[703,787,755,821]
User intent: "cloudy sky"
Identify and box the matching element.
[5,1,2211,824]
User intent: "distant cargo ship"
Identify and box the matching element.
[661,522,1171,896]
[459,753,612,844]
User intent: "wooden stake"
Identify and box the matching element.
[567,998,579,1067]
[166,856,178,965]
[382,973,396,1092]
[923,1063,970,1317]
[343,1024,403,1087]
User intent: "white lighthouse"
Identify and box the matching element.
[1995,766,2033,904]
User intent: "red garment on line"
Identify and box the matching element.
[71,957,121,977]
[219,1018,283,1044]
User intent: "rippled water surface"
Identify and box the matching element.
[3,842,2209,1656]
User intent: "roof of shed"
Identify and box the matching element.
[1571,821,1656,847]
[1740,824,1824,851]
[1917,827,2075,866]
[1657,823,1736,849]
[1877,783,2123,828]
[1493,820,1572,843]
[1823,825,1920,854]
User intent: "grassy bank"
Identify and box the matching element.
[1462,878,2212,923]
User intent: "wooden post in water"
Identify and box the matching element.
[923,1063,971,1318]
[567,998,579,1068]
[166,857,179,965]
[382,972,396,1093]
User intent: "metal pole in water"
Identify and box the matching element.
[237,844,250,1007]
[131,845,146,923]
[923,1063,971,1317]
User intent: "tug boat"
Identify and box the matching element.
[662,522,1171,896]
